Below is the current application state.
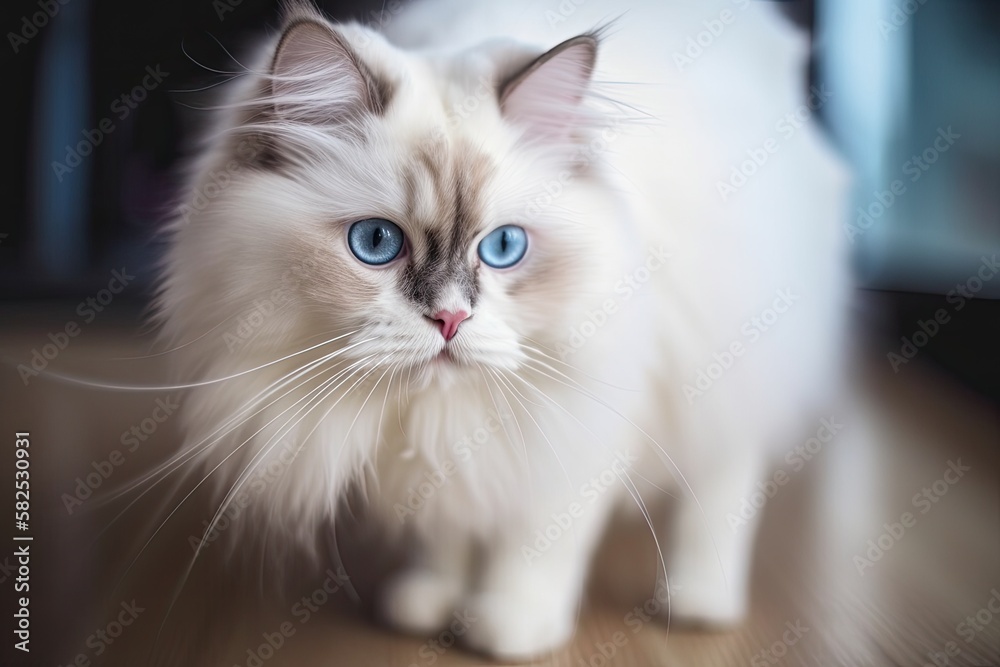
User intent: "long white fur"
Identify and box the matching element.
[158,0,850,659]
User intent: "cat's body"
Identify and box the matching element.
[159,0,849,659]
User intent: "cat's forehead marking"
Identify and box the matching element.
[397,138,493,310]
[409,144,451,222]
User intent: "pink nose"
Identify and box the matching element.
[431,309,469,341]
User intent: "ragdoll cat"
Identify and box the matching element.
[158,0,849,659]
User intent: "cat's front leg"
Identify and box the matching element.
[462,501,611,660]
[667,448,764,626]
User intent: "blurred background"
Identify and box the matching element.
[0,1,998,666]
[1,0,997,399]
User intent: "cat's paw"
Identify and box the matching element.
[380,568,465,635]
[462,589,576,661]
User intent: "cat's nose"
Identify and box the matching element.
[430,309,469,341]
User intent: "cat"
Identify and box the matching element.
[157,0,850,659]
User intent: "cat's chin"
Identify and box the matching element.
[408,352,471,390]
[424,347,465,376]
[431,348,456,365]
[409,350,519,392]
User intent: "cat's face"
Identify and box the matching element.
[187,17,617,386]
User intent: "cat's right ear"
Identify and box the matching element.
[498,34,598,144]
[270,19,387,124]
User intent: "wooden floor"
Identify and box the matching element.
[1,313,998,666]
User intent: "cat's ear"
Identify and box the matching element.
[498,35,597,143]
[270,19,386,124]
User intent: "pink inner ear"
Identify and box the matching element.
[270,21,371,124]
[501,41,596,143]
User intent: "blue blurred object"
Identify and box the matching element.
[32,0,91,281]
[819,0,1000,297]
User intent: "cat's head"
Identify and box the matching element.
[165,7,628,386]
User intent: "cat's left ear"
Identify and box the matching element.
[270,19,387,125]
[498,34,597,143]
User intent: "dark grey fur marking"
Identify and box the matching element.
[398,146,493,310]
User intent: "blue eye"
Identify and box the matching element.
[478,225,527,269]
[348,218,405,265]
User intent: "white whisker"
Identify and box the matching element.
[10,329,361,392]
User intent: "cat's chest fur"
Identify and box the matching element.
[366,374,578,532]
[350,320,660,532]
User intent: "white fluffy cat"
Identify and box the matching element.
[158,0,849,659]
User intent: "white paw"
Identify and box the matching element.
[380,568,465,635]
[462,588,576,661]
[667,579,746,628]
